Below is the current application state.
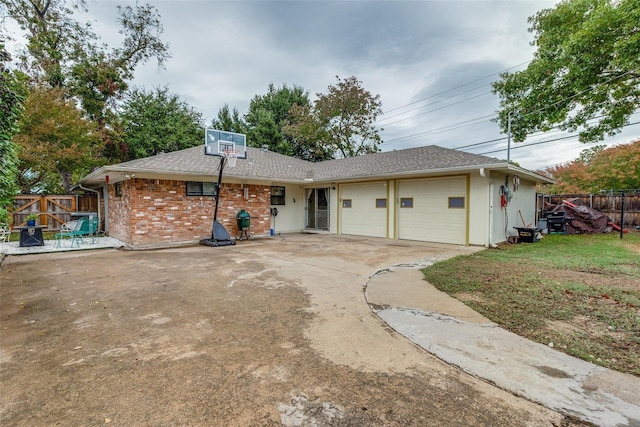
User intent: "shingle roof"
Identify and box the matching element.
[81,144,552,184]
[109,145,312,181]
[312,145,503,180]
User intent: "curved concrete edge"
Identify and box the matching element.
[364,261,640,427]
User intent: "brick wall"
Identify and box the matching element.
[108,179,271,248]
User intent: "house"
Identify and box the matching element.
[79,144,554,249]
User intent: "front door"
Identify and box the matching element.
[306,188,329,230]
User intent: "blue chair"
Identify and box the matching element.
[85,216,99,243]
[54,219,86,248]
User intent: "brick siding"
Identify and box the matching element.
[108,179,271,248]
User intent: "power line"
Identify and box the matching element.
[384,105,640,152]
[379,67,638,155]
[380,90,492,128]
[475,121,640,156]
[514,71,634,120]
[478,134,580,155]
[377,85,491,124]
[383,113,496,145]
[382,60,531,115]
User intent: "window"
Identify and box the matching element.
[342,199,352,208]
[186,181,217,196]
[376,198,387,208]
[115,182,122,197]
[448,197,465,209]
[271,186,285,205]
[400,197,413,208]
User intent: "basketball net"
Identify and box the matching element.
[222,149,239,168]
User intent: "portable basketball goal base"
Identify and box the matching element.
[199,129,247,247]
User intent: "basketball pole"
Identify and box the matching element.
[200,153,236,247]
[212,154,225,224]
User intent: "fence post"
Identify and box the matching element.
[620,192,625,239]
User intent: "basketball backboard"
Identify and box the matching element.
[204,129,247,159]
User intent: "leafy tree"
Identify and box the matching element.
[587,140,640,191]
[282,104,333,162]
[492,0,640,143]
[0,0,170,176]
[539,140,640,193]
[286,76,383,159]
[3,0,170,126]
[209,104,247,135]
[0,45,28,223]
[244,83,310,154]
[14,85,102,193]
[576,145,607,164]
[116,87,204,161]
[539,162,591,194]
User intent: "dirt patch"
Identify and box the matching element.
[1,236,574,425]
[454,292,486,304]
[541,267,640,291]
[546,315,626,342]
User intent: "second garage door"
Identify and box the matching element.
[397,176,467,244]
[340,181,387,238]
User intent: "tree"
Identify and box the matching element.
[492,0,639,143]
[282,104,333,162]
[14,85,102,193]
[116,87,204,161]
[209,104,247,135]
[0,45,28,222]
[285,76,383,159]
[539,140,640,193]
[587,140,640,191]
[3,0,170,123]
[244,83,310,155]
[576,145,606,164]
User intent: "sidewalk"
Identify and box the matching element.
[0,236,125,256]
[365,262,640,427]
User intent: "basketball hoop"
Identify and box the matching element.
[223,149,240,168]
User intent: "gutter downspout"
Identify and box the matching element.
[78,184,102,232]
[480,168,497,248]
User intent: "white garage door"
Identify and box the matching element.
[398,176,467,244]
[340,182,387,238]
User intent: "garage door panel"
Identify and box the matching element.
[398,177,467,244]
[341,182,387,237]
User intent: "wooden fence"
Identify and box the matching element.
[543,193,640,227]
[12,195,98,231]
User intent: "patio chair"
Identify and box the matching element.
[84,216,99,244]
[54,219,85,248]
[0,224,12,243]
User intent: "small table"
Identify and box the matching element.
[16,225,46,247]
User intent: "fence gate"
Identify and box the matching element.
[12,195,85,231]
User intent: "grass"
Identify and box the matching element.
[421,232,640,377]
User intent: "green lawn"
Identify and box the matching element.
[422,232,640,377]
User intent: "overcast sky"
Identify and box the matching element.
[6,0,639,171]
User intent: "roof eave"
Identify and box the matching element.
[80,160,555,187]
[314,163,554,184]
[80,165,310,186]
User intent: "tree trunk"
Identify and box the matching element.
[60,170,73,194]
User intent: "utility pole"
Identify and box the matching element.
[507,111,512,163]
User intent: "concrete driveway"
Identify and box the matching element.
[1,234,582,426]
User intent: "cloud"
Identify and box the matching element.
[6,0,637,170]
